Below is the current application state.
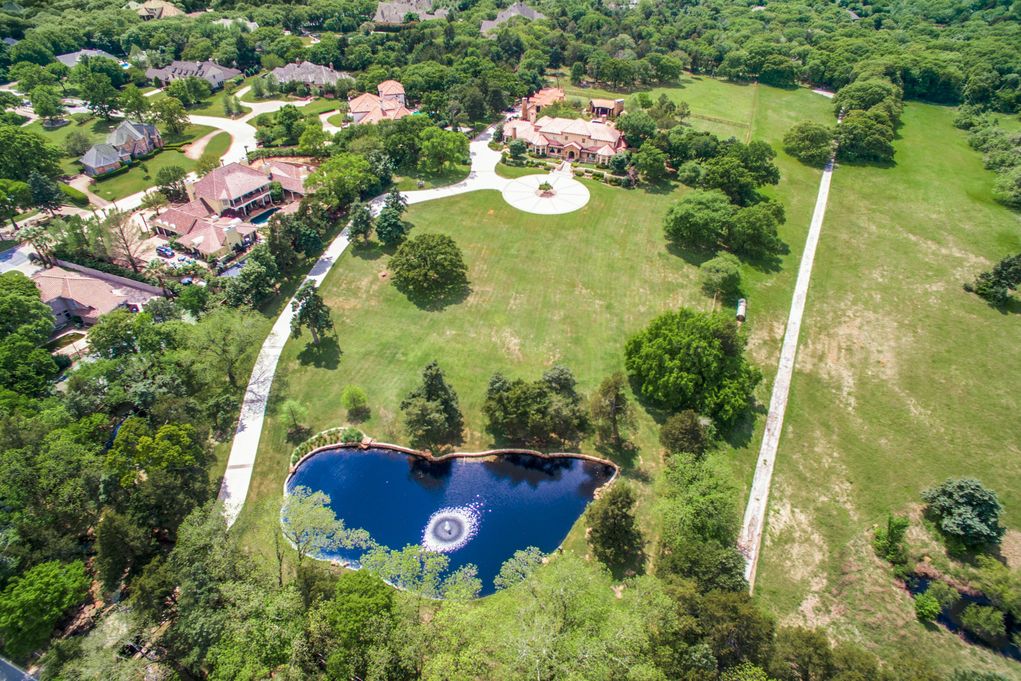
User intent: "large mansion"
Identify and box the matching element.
[505,116,626,165]
[151,161,310,259]
[348,80,413,124]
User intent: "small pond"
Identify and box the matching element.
[907,575,1021,660]
[285,446,616,595]
[249,207,280,225]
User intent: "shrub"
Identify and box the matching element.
[340,427,363,443]
[341,385,370,422]
[914,592,941,622]
[959,604,1006,645]
[922,478,1004,548]
[59,183,89,207]
[925,581,961,610]
[872,514,910,565]
[659,410,713,458]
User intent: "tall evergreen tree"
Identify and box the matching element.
[400,361,464,450]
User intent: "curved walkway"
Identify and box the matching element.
[220,125,518,526]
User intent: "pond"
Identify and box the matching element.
[249,207,280,224]
[285,446,616,595]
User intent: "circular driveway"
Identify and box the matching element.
[500,172,590,215]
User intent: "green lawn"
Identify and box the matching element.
[91,150,197,201]
[197,131,232,161]
[393,163,470,190]
[754,102,1021,676]
[326,110,348,127]
[25,117,120,175]
[227,77,836,592]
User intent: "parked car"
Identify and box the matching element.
[180,277,193,285]
[156,245,174,258]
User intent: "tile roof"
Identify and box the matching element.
[377,79,405,96]
[33,266,157,317]
[264,160,309,195]
[270,61,353,87]
[192,162,270,203]
[530,87,564,107]
[154,198,217,236]
[589,98,621,109]
[55,48,117,68]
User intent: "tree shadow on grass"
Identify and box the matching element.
[993,298,1021,316]
[665,240,715,268]
[400,282,472,312]
[296,335,342,369]
[722,401,767,450]
[740,244,786,274]
[595,439,642,473]
[351,240,384,261]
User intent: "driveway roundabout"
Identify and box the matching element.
[500,172,590,215]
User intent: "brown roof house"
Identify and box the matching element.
[269,61,354,92]
[80,120,163,177]
[504,115,625,165]
[373,0,448,24]
[348,80,413,124]
[519,87,564,121]
[146,60,242,90]
[128,0,184,20]
[33,264,162,327]
[150,161,311,259]
[480,2,545,35]
[589,98,625,119]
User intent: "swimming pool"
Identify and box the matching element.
[249,207,280,224]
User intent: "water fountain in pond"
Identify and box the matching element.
[422,505,480,553]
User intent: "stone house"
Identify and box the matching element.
[79,120,163,177]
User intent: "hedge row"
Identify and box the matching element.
[59,183,89,208]
[289,426,365,467]
[247,146,328,161]
[52,249,156,285]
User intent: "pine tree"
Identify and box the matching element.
[401,361,464,450]
[587,482,644,570]
[290,281,334,346]
[28,171,62,215]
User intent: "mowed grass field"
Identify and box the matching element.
[230,77,835,571]
[756,103,1021,676]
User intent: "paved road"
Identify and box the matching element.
[738,157,836,589]
[218,125,507,527]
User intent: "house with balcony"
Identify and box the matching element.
[191,162,272,215]
[150,197,259,259]
[589,98,625,119]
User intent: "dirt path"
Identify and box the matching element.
[184,129,229,160]
[68,175,113,209]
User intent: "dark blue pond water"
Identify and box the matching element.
[285,447,616,595]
